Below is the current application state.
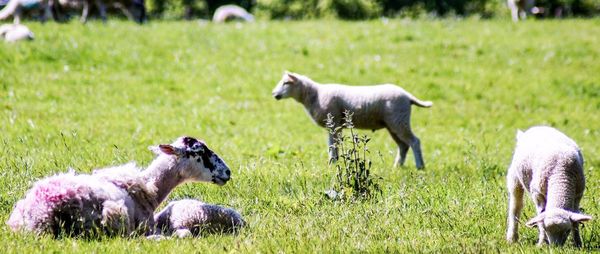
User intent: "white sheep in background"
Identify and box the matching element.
[212,4,254,23]
[507,0,535,21]
[6,136,231,237]
[0,23,34,42]
[154,199,245,238]
[506,126,592,247]
[271,71,432,169]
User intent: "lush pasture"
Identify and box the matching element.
[1,19,599,253]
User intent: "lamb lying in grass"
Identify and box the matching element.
[154,199,245,238]
[506,126,592,247]
[271,71,432,169]
[0,23,33,42]
[212,4,254,23]
[6,136,231,237]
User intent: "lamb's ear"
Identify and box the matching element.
[286,72,299,83]
[516,130,524,140]
[526,213,545,228]
[570,213,592,223]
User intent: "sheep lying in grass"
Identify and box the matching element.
[212,4,253,23]
[6,136,231,237]
[271,71,432,169]
[0,23,34,42]
[154,199,245,238]
[506,126,592,247]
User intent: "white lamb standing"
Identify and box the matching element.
[0,23,34,42]
[154,199,245,238]
[6,136,231,237]
[271,71,432,169]
[212,4,254,23]
[506,126,592,247]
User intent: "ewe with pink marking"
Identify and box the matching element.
[7,136,231,237]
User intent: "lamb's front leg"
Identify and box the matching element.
[532,192,548,246]
[506,177,524,243]
[572,222,583,247]
[328,132,338,164]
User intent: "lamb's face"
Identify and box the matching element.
[526,208,592,246]
[163,136,231,186]
[272,72,299,100]
[543,210,573,245]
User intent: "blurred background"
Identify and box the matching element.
[2,0,599,23]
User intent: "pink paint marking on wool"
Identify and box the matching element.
[7,174,92,231]
[6,200,25,230]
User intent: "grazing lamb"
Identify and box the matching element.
[0,23,33,42]
[506,126,592,247]
[271,71,432,169]
[212,4,253,23]
[6,136,231,237]
[154,199,245,238]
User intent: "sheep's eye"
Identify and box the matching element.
[283,81,293,86]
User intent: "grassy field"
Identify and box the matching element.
[1,19,599,253]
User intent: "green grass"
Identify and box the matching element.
[1,18,600,253]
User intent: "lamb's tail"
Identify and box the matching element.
[408,93,433,108]
[0,0,20,20]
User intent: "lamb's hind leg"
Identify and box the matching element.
[390,128,425,169]
[387,128,409,167]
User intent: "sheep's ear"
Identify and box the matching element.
[158,144,180,155]
[570,213,592,223]
[526,213,545,228]
[286,72,299,83]
[149,145,181,156]
[516,130,524,140]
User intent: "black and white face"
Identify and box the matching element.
[272,72,299,100]
[159,136,231,186]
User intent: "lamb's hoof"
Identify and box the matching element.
[506,235,518,244]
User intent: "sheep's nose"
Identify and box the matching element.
[225,169,231,176]
[274,94,282,100]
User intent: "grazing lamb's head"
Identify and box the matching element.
[151,136,231,186]
[526,208,592,245]
[272,71,303,100]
